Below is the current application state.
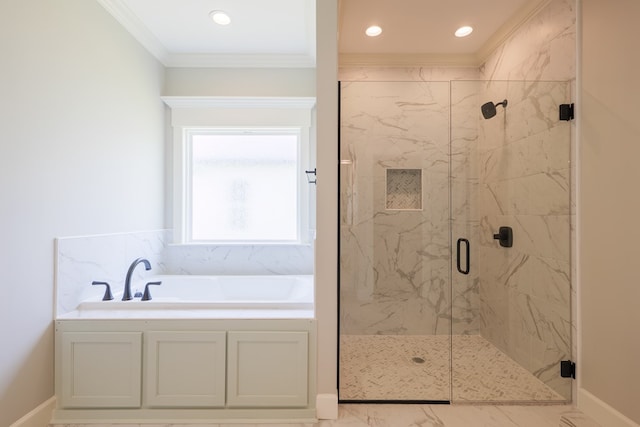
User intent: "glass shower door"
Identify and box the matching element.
[450,80,573,403]
[338,81,452,402]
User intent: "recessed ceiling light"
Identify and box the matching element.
[210,10,231,26]
[455,26,473,37]
[365,25,383,37]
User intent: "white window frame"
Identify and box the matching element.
[162,97,316,245]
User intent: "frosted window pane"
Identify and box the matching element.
[191,133,298,241]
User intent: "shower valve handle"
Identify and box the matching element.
[493,226,513,248]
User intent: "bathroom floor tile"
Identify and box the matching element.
[316,404,575,427]
[50,405,582,427]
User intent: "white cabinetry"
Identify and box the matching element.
[227,331,308,408]
[145,331,226,408]
[59,332,142,408]
[53,319,316,424]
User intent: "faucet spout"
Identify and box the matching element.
[123,258,151,301]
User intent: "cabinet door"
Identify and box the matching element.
[227,331,308,408]
[144,331,226,408]
[60,332,142,408]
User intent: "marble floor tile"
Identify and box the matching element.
[340,335,565,402]
[50,405,582,427]
[316,404,575,427]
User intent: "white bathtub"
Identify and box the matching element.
[71,274,314,318]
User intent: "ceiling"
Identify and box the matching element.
[97,0,546,68]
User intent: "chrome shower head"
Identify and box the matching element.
[481,99,508,119]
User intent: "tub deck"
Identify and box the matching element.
[58,307,314,319]
[59,274,314,319]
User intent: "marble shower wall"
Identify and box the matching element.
[339,81,453,336]
[477,0,576,401]
[480,0,576,82]
[474,80,572,400]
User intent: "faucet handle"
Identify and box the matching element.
[142,281,162,301]
[92,281,114,301]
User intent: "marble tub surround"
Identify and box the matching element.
[163,243,314,276]
[56,230,314,317]
[55,229,169,317]
[339,335,564,403]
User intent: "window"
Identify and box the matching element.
[164,97,315,245]
[188,129,301,242]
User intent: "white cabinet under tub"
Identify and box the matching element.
[227,331,309,408]
[59,331,142,408]
[144,330,227,408]
[53,319,316,423]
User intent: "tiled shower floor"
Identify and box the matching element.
[340,334,565,402]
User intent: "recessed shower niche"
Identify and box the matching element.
[385,168,422,210]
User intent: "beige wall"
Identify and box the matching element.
[0,1,165,425]
[580,0,640,424]
[164,67,316,97]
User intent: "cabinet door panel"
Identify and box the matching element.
[227,331,308,408]
[145,331,226,408]
[60,332,142,408]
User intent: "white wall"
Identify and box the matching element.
[0,1,165,425]
[315,0,339,408]
[580,0,640,425]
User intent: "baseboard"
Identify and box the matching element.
[578,388,640,427]
[10,397,56,427]
[316,393,338,420]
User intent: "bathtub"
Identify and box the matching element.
[54,274,317,424]
[65,274,315,319]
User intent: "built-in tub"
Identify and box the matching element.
[54,274,317,423]
[60,274,314,319]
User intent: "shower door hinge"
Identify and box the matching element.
[559,103,574,121]
[560,360,576,379]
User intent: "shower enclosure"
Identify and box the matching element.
[339,80,572,403]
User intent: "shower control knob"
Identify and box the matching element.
[493,226,513,248]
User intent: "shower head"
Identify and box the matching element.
[481,99,508,119]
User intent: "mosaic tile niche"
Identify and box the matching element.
[386,169,422,210]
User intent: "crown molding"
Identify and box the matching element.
[161,96,317,109]
[339,53,480,68]
[98,0,316,68]
[96,0,170,63]
[475,0,552,65]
